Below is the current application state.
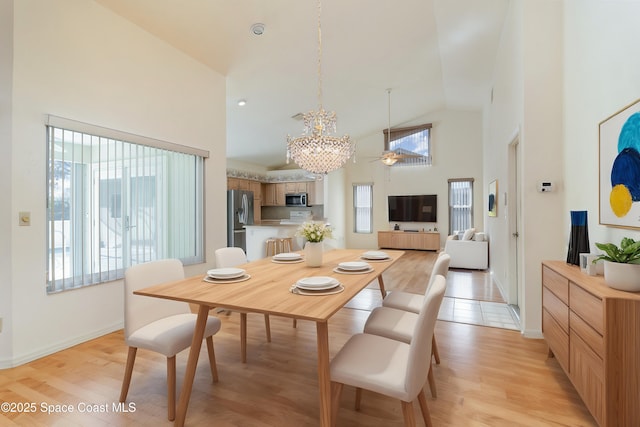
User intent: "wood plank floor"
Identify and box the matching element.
[0,251,597,426]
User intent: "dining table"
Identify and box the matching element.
[134,248,405,427]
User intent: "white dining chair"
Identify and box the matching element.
[119,259,221,421]
[381,252,450,364]
[330,275,446,427]
[214,247,272,362]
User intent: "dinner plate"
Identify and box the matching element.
[207,267,246,279]
[296,276,339,290]
[273,252,303,261]
[203,274,251,284]
[337,261,371,271]
[290,284,344,296]
[361,251,390,260]
[333,266,374,275]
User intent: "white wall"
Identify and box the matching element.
[345,109,484,250]
[563,0,640,246]
[2,0,227,368]
[0,0,14,364]
[486,0,565,336]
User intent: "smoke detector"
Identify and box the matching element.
[250,23,265,36]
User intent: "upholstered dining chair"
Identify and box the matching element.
[381,252,450,364]
[330,275,446,427]
[214,247,272,362]
[119,259,221,421]
[364,253,450,398]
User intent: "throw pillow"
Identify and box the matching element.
[462,228,475,240]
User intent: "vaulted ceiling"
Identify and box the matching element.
[95,0,509,169]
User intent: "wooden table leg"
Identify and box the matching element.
[174,305,208,427]
[377,275,387,299]
[316,321,331,427]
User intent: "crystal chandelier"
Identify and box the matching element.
[286,0,354,175]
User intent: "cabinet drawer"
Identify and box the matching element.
[543,308,569,372]
[570,330,605,426]
[543,286,569,333]
[570,283,603,335]
[570,311,604,359]
[542,266,569,304]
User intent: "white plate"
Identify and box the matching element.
[207,267,246,279]
[290,284,345,296]
[338,261,371,271]
[362,251,390,260]
[296,276,339,290]
[273,252,302,261]
[333,267,374,275]
[203,274,251,284]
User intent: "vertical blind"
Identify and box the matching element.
[46,120,205,293]
[353,184,373,233]
[448,179,474,235]
[383,124,432,166]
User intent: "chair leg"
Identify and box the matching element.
[240,312,247,363]
[119,347,137,403]
[264,314,272,342]
[330,381,343,427]
[432,335,440,365]
[427,365,437,398]
[400,400,417,427]
[355,387,363,410]
[417,389,433,427]
[292,318,297,328]
[206,335,219,383]
[167,355,176,421]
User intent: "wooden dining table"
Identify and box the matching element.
[134,248,404,427]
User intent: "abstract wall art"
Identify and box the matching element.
[599,98,640,230]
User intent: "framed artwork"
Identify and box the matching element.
[599,98,640,230]
[488,180,497,217]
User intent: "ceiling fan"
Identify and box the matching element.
[370,89,424,166]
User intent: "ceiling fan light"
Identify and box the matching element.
[381,156,398,166]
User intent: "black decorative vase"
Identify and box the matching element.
[566,210,590,266]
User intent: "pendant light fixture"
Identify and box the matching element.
[286,0,355,175]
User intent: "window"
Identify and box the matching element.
[46,116,208,293]
[353,184,373,233]
[383,124,432,166]
[448,178,474,235]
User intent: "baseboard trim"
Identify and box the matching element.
[0,322,123,369]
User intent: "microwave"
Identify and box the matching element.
[285,193,308,206]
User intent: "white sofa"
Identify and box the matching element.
[444,231,488,270]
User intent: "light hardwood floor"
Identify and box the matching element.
[0,251,597,426]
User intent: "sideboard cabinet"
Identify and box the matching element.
[377,231,439,251]
[541,260,640,426]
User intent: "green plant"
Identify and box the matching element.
[594,237,640,264]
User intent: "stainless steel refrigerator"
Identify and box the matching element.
[227,189,254,251]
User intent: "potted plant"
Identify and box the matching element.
[594,237,640,291]
[297,222,333,267]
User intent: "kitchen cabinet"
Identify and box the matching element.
[262,183,286,206]
[307,180,324,205]
[542,260,640,426]
[377,231,439,251]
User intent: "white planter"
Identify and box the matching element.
[603,261,640,292]
[305,241,323,267]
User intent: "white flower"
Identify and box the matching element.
[296,221,332,243]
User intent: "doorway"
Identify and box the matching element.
[507,134,523,314]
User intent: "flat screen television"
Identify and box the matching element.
[388,194,437,222]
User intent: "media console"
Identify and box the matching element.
[377,231,440,251]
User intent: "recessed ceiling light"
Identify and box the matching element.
[238,99,247,107]
[250,23,265,36]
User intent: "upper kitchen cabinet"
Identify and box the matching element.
[262,183,286,206]
[307,180,324,205]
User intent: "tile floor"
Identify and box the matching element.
[437,296,520,330]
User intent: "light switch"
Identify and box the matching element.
[19,212,31,226]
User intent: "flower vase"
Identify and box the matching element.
[305,241,323,267]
